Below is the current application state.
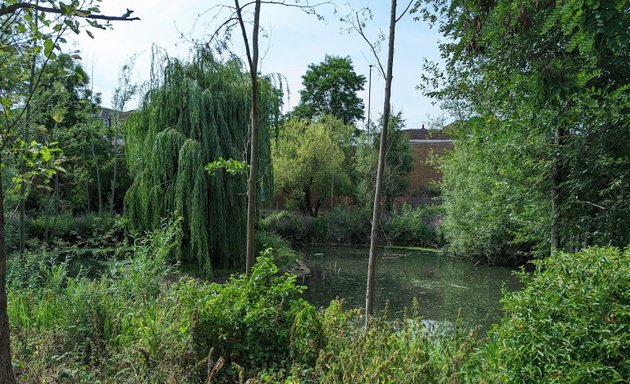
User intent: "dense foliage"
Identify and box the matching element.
[8,224,473,383]
[293,55,366,124]
[124,49,281,275]
[9,224,629,383]
[262,205,443,248]
[466,247,630,383]
[354,112,414,210]
[416,0,630,262]
[8,223,308,383]
[273,116,353,217]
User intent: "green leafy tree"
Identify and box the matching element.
[354,112,413,211]
[205,0,329,276]
[124,50,281,276]
[415,0,630,261]
[28,54,106,218]
[273,115,353,217]
[0,2,139,382]
[293,55,366,125]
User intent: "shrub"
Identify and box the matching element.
[178,251,322,380]
[467,247,630,383]
[262,206,446,247]
[256,300,477,383]
[383,204,443,247]
[320,206,371,244]
[261,210,305,242]
[256,231,301,270]
[24,212,126,248]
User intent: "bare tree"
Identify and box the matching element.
[110,57,138,217]
[204,0,331,276]
[344,0,414,329]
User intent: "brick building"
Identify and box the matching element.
[398,128,452,205]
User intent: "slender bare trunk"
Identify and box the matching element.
[90,131,103,215]
[550,126,563,253]
[109,118,120,217]
[365,0,397,329]
[19,15,39,257]
[0,154,17,384]
[237,0,262,276]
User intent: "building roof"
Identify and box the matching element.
[402,128,452,143]
[99,107,134,125]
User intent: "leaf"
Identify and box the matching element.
[41,147,52,162]
[52,111,64,123]
[44,38,55,57]
[86,30,94,39]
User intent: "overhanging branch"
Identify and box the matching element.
[0,2,140,21]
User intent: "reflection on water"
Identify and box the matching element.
[300,246,521,330]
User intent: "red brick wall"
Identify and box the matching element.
[406,141,453,196]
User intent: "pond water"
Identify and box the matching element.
[300,246,521,330]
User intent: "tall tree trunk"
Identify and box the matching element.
[303,186,312,216]
[109,118,120,217]
[236,0,262,276]
[0,154,17,384]
[19,13,39,257]
[90,131,103,215]
[365,0,397,329]
[44,193,52,244]
[52,173,60,238]
[550,126,564,253]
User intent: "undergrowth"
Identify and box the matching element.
[9,219,627,383]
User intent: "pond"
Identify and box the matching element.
[300,245,521,330]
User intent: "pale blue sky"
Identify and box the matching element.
[69,0,447,128]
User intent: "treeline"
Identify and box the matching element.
[417,0,630,263]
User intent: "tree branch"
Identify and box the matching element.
[353,11,386,77]
[0,3,140,21]
[234,0,254,69]
[396,0,414,23]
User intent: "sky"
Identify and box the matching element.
[68,0,448,129]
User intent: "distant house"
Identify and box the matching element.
[398,127,453,205]
[98,107,133,127]
[98,107,133,146]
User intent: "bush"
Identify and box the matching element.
[9,220,190,383]
[256,231,301,270]
[178,251,322,380]
[383,204,443,247]
[321,206,372,244]
[263,206,444,248]
[23,212,126,248]
[467,247,630,383]
[255,300,476,383]
[261,210,305,242]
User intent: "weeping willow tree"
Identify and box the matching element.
[125,49,280,275]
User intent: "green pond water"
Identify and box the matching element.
[300,246,521,330]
